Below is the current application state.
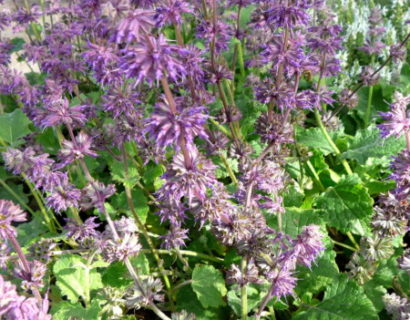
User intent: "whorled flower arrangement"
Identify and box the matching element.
[0,0,408,319]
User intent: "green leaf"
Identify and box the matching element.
[51,300,101,320]
[267,207,323,238]
[17,216,49,247]
[176,285,227,320]
[342,126,405,165]
[109,158,140,188]
[314,174,374,234]
[293,275,378,320]
[102,254,149,288]
[191,265,227,308]
[111,189,149,223]
[10,37,25,52]
[53,255,106,303]
[296,250,339,301]
[297,128,339,156]
[0,109,31,146]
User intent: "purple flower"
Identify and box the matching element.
[390,150,410,199]
[357,40,386,55]
[14,260,47,290]
[157,150,217,206]
[65,217,101,241]
[266,5,310,29]
[120,34,186,85]
[269,269,297,298]
[0,200,26,239]
[227,0,254,7]
[145,99,208,149]
[130,0,158,8]
[155,0,193,27]
[259,36,305,78]
[58,132,98,167]
[101,233,142,262]
[390,44,407,63]
[161,225,189,249]
[6,295,51,320]
[33,98,88,129]
[45,187,82,213]
[196,20,234,53]
[293,225,324,267]
[82,181,116,211]
[378,92,410,138]
[114,9,155,43]
[82,43,121,85]
[102,85,141,119]
[0,275,18,316]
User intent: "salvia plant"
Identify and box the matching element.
[0,0,409,319]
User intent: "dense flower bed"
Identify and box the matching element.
[0,0,409,319]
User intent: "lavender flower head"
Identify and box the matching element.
[145,99,208,149]
[65,216,101,241]
[120,34,186,85]
[155,0,193,27]
[115,9,155,43]
[378,92,410,138]
[58,132,98,167]
[0,200,26,238]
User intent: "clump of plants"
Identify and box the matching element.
[0,0,409,319]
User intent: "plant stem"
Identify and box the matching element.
[306,160,325,191]
[364,85,374,127]
[22,174,59,232]
[241,258,248,320]
[331,239,357,252]
[219,153,238,185]
[314,109,353,175]
[65,124,171,318]
[346,231,360,250]
[0,178,36,216]
[121,147,173,296]
[7,231,43,305]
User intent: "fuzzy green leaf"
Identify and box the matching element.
[293,275,378,320]
[51,300,101,320]
[342,126,405,165]
[53,255,106,303]
[297,128,339,156]
[0,109,31,146]
[314,174,374,234]
[191,265,227,308]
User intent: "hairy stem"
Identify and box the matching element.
[7,231,43,305]
[314,109,353,175]
[241,258,248,320]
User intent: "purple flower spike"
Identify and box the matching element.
[0,200,26,239]
[145,100,208,149]
[120,34,186,85]
[155,0,193,27]
[115,9,155,43]
[59,132,98,167]
[65,217,101,241]
[378,92,410,138]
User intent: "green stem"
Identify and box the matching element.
[219,153,238,185]
[241,258,248,320]
[0,178,36,216]
[306,160,325,191]
[314,109,353,175]
[346,231,360,250]
[364,85,374,127]
[22,174,58,232]
[209,118,232,138]
[236,40,245,78]
[121,148,173,298]
[331,239,357,252]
